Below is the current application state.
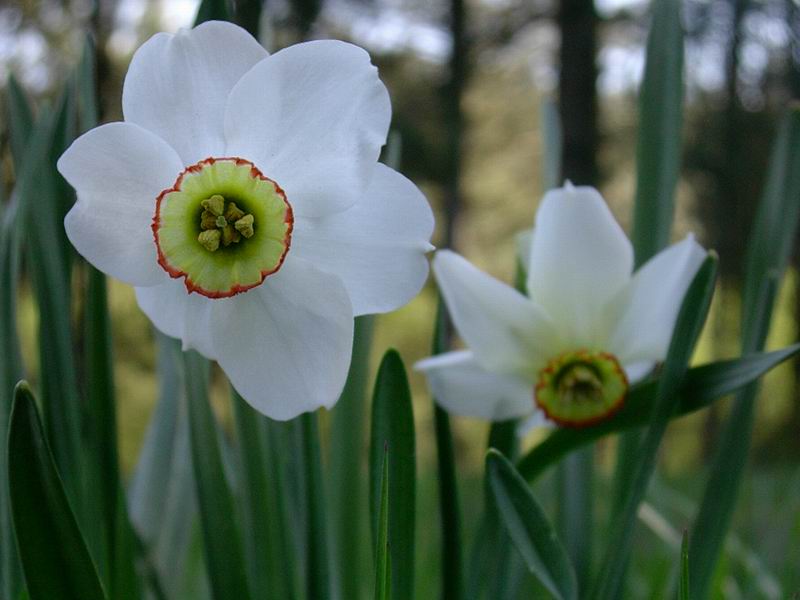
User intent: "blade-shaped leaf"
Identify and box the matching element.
[329,316,375,600]
[516,341,800,483]
[616,0,685,558]
[370,350,416,600]
[183,351,251,600]
[591,254,717,600]
[195,0,231,24]
[7,382,107,600]
[430,300,464,600]
[486,449,578,600]
[301,411,331,600]
[689,106,800,598]
[374,446,391,600]
[5,75,34,169]
[680,530,689,600]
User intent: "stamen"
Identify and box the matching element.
[198,229,221,252]
[235,214,255,238]
[201,194,225,216]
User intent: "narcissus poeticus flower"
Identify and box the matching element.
[417,184,705,429]
[59,21,434,420]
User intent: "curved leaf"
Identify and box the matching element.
[486,449,577,600]
[8,382,106,600]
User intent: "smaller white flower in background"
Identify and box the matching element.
[416,183,705,430]
[59,21,434,420]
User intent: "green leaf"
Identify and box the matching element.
[7,382,107,600]
[516,341,800,483]
[430,300,464,600]
[374,446,391,600]
[300,411,331,600]
[486,449,578,600]
[616,0,685,560]
[680,530,689,600]
[5,75,34,169]
[76,34,99,132]
[18,105,85,514]
[183,351,251,600]
[689,107,800,598]
[591,254,717,600]
[555,448,592,590]
[630,0,684,263]
[370,350,416,600]
[231,391,289,599]
[0,175,24,600]
[195,0,232,25]
[466,419,521,600]
[329,316,375,600]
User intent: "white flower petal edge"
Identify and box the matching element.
[224,40,391,218]
[415,351,534,420]
[135,277,218,360]
[609,235,706,364]
[210,256,354,421]
[292,163,434,315]
[433,250,558,378]
[123,20,268,165]
[527,185,633,347]
[59,122,184,286]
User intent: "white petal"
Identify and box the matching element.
[123,21,268,165]
[608,235,706,364]
[59,122,183,286]
[210,256,354,420]
[624,360,656,384]
[415,351,534,420]
[433,251,557,377]
[134,278,217,359]
[224,40,391,217]
[291,163,434,315]
[527,184,633,346]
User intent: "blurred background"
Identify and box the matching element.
[1,0,799,595]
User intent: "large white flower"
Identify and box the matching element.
[59,21,434,420]
[417,184,705,428]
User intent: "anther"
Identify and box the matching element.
[235,214,255,238]
[201,194,225,216]
[198,229,221,252]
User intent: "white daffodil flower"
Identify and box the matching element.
[59,21,434,420]
[417,184,705,429]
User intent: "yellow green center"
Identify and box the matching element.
[534,349,627,427]
[153,157,293,298]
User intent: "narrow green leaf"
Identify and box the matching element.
[183,351,251,600]
[329,316,375,600]
[231,391,288,599]
[5,75,34,169]
[516,342,800,483]
[301,411,331,600]
[486,449,578,600]
[592,255,717,600]
[76,34,99,132]
[0,184,24,600]
[616,0,685,562]
[370,350,416,600]
[466,419,520,600]
[630,0,684,262]
[18,106,85,513]
[689,107,800,598]
[7,382,107,600]
[430,300,464,600]
[195,0,232,25]
[555,448,592,590]
[540,97,563,192]
[680,530,689,600]
[374,446,391,600]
